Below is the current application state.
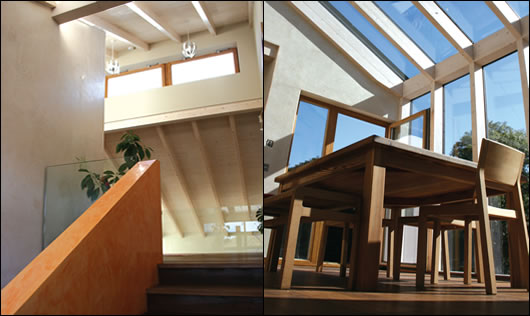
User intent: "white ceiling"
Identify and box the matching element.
[99,1,249,54]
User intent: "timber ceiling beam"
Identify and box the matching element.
[81,15,149,50]
[191,1,216,35]
[156,126,205,237]
[351,1,435,81]
[413,1,474,63]
[191,121,228,235]
[51,1,130,24]
[228,115,252,221]
[485,1,522,40]
[288,1,402,96]
[126,1,181,42]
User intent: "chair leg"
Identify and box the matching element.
[279,196,304,289]
[474,224,484,283]
[416,213,428,289]
[265,228,276,272]
[441,229,451,280]
[464,218,473,285]
[315,224,329,273]
[393,219,404,281]
[340,222,348,277]
[269,226,284,272]
[431,219,441,284]
[347,222,359,290]
[387,208,400,279]
[426,228,433,274]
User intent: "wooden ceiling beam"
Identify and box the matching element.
[191,1,217,35]
[228,115,252,221]
[485,1,522,40]
[191,121,228,235]
[156,126,205,237]
[81,15,149,50]
[51,1,130,24]
[126,1,181,43]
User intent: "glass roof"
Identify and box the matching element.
[325,1,419,79]
[507,1,529,18]
[375,1,458,64]
[436,1,504,43]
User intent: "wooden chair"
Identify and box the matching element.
[315,220,355,277]
[416,138,529,295]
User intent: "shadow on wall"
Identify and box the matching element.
[264,133,294,194]
[266,1,397,118]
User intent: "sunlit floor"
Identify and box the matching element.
[264,265,529,315]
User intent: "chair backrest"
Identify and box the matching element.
[477,138,525,186]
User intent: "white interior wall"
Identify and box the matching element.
[1,2,106,288]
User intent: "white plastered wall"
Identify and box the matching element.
[1,2,106,288]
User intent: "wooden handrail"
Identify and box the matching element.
[1,160,162,315]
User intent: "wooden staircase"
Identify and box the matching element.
[146,253,263,315]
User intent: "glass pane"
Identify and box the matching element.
[411,92,431,115]
[507,1,529,18]
[43,158,124,249]
[391,116,424,148]
[327,1,419,78]
[288,101,328,169]
[171,52,236,85]
[436,1,504,43]
[376,1,458,63]
[484,52,529,274]
[443,75,472,160]
[334,113,386,152]
[107,67,163,97]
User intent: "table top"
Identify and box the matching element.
[275,136,511,208]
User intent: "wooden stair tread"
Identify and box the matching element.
[159,262,262,269]
[147,285,263,297]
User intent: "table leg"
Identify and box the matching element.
[416,213,428,289]
[441,229,451,280]
[464,218,473,285]
[354,151,386,291]
[387,208,400,279]
[431,219,441,284]
[279,193,305,289]
[315,224,329,273]
[269,227,284,272]
[340,222,348,277]
[393,213,404,281]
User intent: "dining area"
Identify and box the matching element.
[263,134,529,313]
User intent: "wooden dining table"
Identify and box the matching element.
[269,135,528,291]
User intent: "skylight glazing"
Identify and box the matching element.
[325,1,419,78]
[507,1,529,18]
[436,1,504,43]
[375,1,457,64]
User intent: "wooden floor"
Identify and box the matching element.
[265,265,529,315]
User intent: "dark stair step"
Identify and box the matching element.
[158,264,263,286]
[146,284,263,315]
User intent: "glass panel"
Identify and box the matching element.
[507,1,529,18]
[376,1,458,63]
[443,75,472,160]
[327,1,419,78]
[411,92,430,115]
[391,115,424,148]
[436,1,504,43]
[334,113,386,152]
[171,52,236,86]
[288,101,328,169]
[43,158,123,249]
[484,52,529,274]
[107,67,163,97]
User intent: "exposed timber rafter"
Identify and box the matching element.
[191,1,216,35]
[228,115,253,221]
[126,1,181,42]
[485,1,522,40]
[413,1,474,63]
[51,1,130,24]
[351,1,435,81]
[156,126,205,237]
[81,15,150,50]
[191,121,228,236]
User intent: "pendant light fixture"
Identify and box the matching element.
[106,39,120,75]
[182,29,196,59]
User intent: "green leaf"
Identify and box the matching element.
[124,145,137,158]
[87,178,95,191]
[81,174,91,189]
[103,170,115,175]
[78,168,89,173]
[136,143,145,160]
[146,148,151,159]
[118,163,128,173]
[127,159,136,169]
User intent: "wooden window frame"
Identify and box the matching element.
[387,108,430,149]
[105,48,240,98]
[283,95,393,266]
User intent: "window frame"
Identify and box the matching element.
[104,48,240,98]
